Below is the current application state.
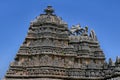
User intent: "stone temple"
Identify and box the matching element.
[4,6,120,80]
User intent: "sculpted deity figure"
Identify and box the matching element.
[69,24,88,36]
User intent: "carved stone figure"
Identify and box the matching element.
[90,30,97,40]
[69,24,88,36]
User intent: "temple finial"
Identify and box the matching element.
[116,56,120,64]
[44,5,54,15]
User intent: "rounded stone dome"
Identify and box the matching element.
[31,6,67,26]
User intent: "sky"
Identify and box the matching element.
[0,0,120,79]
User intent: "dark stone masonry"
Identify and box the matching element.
[4,6,120,80]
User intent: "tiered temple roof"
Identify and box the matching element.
[4,6,120,80]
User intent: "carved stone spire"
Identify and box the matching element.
[116,56,120,65]
[44,5,54,15]
[108,58,115,66]
[90,30,97,40]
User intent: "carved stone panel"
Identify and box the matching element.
[40,55,52,66]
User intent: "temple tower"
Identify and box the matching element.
[4,6,120,80]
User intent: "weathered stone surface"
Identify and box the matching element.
[4,6,120,80]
